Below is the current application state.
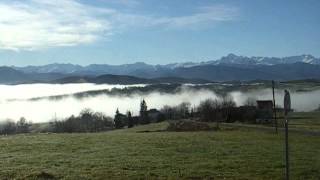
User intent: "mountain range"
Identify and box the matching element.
[1,54,320,84]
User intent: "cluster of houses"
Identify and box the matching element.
[116,99,285,127]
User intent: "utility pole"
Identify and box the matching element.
[272,80,278,133]
[284,90,291,180]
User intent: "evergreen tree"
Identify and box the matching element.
[127,111,134,128]
[114,108,124,129]
[140,99,149,124]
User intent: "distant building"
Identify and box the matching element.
[147,109,162,123]
[132,116,140,125]
[256,100,273,124]
[257,100,273,110]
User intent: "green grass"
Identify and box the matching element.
[287,112,320,131]
[217,111,320,135]
[0,121,319,180]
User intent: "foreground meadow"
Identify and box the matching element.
[0,120,319,179]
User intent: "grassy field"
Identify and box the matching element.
[0,118,319,179]
[287,111,320,131]
[225,111,320,134]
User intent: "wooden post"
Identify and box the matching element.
[285,118,289,180]
[284,89,291,180]
[272,80,278,133]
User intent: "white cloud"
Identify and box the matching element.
[0,0,238,51]
[153,5,238,29]
[100,0,140,7]
[111,5,238,30]
[0,0,112,51]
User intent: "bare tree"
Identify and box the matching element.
[244,97,257,107]
[221,94,236,123]
[16,117,30,133]
[161,105,174,120]
[198,98,221,126]
[177,102,191,119]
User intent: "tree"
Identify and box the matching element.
[0,120,16,135]
[244,97,257,107]
[114,108,125,129]
[127,111,134,128]
[221,94,236,123]
[161,105,174,120]
[53,109,113,133]
[140,99,149,124]
[190,106,196,119]
[80,108,94,131]
[16,117,30,133]
[198,99,220,122]
[177,102,191,119]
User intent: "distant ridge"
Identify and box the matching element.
[51,74,212,85]
[1,54,320,84]
[0,66,65,84]
[12,54,320,75]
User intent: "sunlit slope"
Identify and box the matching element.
[0,122,319,179]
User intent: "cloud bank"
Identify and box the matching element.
[0,83,146,100]
[0,84,218,122]
[1,84,320,123]
[0,0,238,51]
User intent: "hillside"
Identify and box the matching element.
[0,67,66,84]
[0,120,319,179]
[171,62,320,81]
[0,66,27,83]
[52,74,212,84]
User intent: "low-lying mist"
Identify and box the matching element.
[0,83,146,100]
[1,88,218,123]
[231,89,320,112]
[1,83,319,123]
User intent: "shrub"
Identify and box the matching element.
[53,109,113,133]
[167,120,211,132]
[198,99,221,122]
[0,117,31,135]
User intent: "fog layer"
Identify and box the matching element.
[0,83,146,100]
[1,84,319,122]
[232,89,320,112]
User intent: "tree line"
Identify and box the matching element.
[0,117,31,135]
[1,95,260,135]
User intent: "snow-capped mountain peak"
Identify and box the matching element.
[212,54,320,66]
[12,54,320,75]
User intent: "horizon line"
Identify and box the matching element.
[2,53,318,67]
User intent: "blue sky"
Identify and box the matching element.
[0,0,319,66]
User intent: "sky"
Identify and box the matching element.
[0,0,319,66]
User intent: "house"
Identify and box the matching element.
[257,100,273,110]
[147,109,162,123]
[231,105,257,123]
[256,100,273,124]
